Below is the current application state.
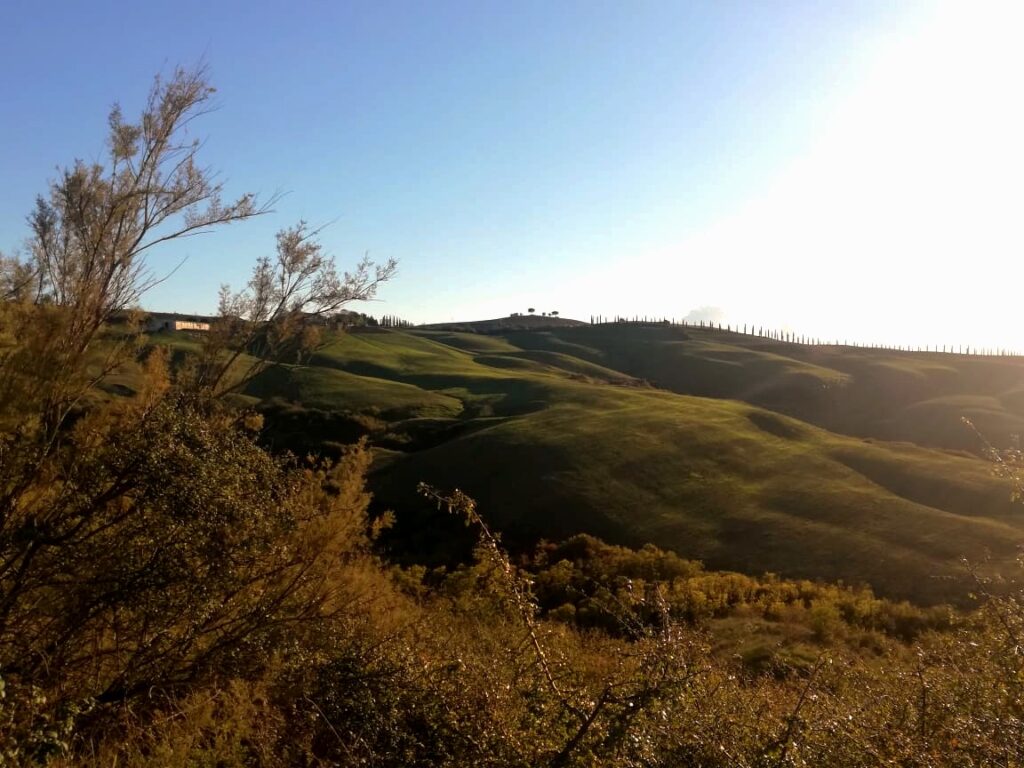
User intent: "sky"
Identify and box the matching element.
[1,0,1022,349]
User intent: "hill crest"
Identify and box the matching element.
[420,314,587,333]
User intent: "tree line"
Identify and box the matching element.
[586,315,1023,358]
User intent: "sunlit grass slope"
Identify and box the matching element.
[372,382,1020,605]
[494,325,1024,453]
[243,364,463,418]
[139,325,1024,605]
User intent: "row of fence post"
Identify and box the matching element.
[585,316,1022,358]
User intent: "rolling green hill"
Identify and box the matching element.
[371,379,1020,606]
[144,323,1024,605]
[490,324,1024,453]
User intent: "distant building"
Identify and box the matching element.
[146,313,212,332]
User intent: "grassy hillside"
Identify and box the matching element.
[243,363,463,418]
[139,324,1024,605]
[373,381,1020,605]
[494,324,1024,453]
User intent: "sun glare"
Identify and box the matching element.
[646,0,1024,350]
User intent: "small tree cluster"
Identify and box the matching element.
[379,314,412,329]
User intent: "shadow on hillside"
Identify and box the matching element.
[309,356,555,419]
[746,411,806,440]
[831,445,1020,521]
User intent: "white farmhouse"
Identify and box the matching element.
[146,314,212,333]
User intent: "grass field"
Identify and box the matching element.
[496,324,1024,452]
[141,322,1024,605]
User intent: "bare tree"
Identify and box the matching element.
[0,68,393,731]
[1,65,272,447]
[196,222,397,394]
[0,65,282,575]
[28,65,269,321]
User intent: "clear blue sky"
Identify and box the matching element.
[2,1,1021,348]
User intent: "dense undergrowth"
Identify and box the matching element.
[8,453,1024,767]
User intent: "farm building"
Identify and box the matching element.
[146,313,213,333]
